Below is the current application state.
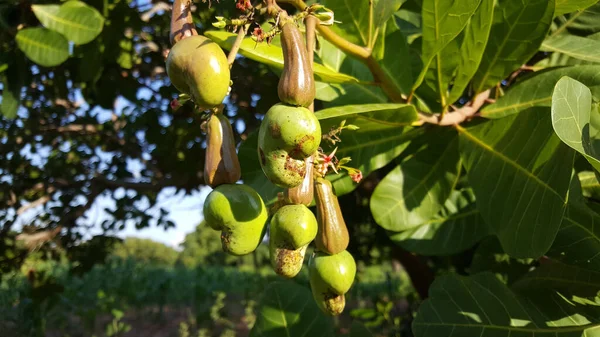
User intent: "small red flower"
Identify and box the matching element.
[350,170,363,183]
[170,98,181,111]
[252,27,264,42]
[236,0,252,11]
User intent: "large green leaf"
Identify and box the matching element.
[370,129,461,232]
[469,237,535,285]
[481,65,600,119]
[447,0,494,104]
[567,2,600,35]
[423,34,461,108]
[32,1,104,45]
[387,189,491,256]
[204,31,361,85]
[472,0,555,94]
[412,272,600,337]
[318,105,422,196]
[579,171,600,199]
[15,28,69,67]
[542,34,600,63]
[551,76,600,173]
[372,0,407,48]
[413,0,480,91]
[555,0,600,16]
[378,28,413,96]
[547,202,600,273]
[315,103,417,124]
[513,261,600,295]
[458,108,575,258]
[249,281,334,337]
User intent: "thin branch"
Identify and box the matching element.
[417,90,491,126]
[228,24,250,67]
[17,193,54,215]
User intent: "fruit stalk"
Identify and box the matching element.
[204,106,242,187]
[170,0,198,45]
[314,177,349,255]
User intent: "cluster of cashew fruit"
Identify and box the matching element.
[165,0,355,316]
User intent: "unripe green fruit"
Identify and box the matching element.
[258,147,306,188]
[166,35,230,109]
[308,250,356,315]
[269,205,318,278]
[203,184,268,256]
[258,103,321,159]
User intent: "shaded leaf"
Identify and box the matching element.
[388,189,491,256]
[458,107,575,258]
[371,130,461,231]
[321,0,370,47]
[481,65,600,119]
[32,1,104,45]
[447,0,494,104]
[413,272,600,337]
[555,0,600,17]
[249,281,335,337]
[469,237,534,285]
[547,202,600,273]
[0,61,23,119]
[378,28,413,96]
[551,76,600,173]
[413,0,480,90]
[472,0,555,94]
[205,30,361,84]
[513,261,600,296]
[542,34,600,63]
[15,28,69,67]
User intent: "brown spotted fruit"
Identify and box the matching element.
[257,103,321,188]
[269,204,317,278]
[278,20,315,107]
[314,177,350,255]
[166,35,230,109]
[308,250,356,315]
[203,184,268,256]
[204,113,241,188]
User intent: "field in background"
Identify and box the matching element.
[0,254,416,337]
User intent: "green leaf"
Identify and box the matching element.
[204,31,361,85]
[547,202,600,273]
[469,237,535,285]
[249,281,334,337]
[370,130,461,232]
[481,65,600,119]
[542,34,600,63]
[447,0,494,104]
[413,0,480,91]
[371,0,406,46]
[458,107,575,258]
[238,131,282,205]
[472,0,555,94]
[350,321,374,337]
[378,28,413,96]
[315,103,418,124]
[0,61,23,119]
[423,34,461,108]
[579,171,600,199]
[388,189,491,256]
[321,0,370,47]
[555,0,599,16]
[567,2,600,35]
[551,76,600,173]
[513,261,600,295]
[15,28,69,67]
[413,272,600,337]
[32,1,104,45]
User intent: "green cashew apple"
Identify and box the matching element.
[258,103,321,159]
[166,35,230,109]
[258,147,306,188]
[269,204,318,278]
[308,250,356,316]
[203,184,268,256]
